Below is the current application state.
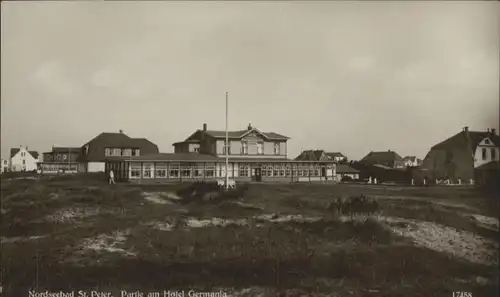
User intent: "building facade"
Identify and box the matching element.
[403,156,422,168]
[107,124,336,183]
[173,123,289,159]
[9,146,39,172]
[78,130,159,172]
[335,164,360,181]
[360,150,405,169]
[420,127,500,184]
[38,146,80,173]
[326,152,347,163]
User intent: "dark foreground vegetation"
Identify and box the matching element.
[1,175,498,296]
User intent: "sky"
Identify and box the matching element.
[1,1,499,161]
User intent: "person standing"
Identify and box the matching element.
[109,169,115,185]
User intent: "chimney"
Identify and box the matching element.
[491,128,497,135]
[203,123,207,131]
[463,126,469,132]
[119,129,123,134]
[248,122,252,131]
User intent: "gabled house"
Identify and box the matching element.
[173,123,290,159]
[325,152,347,163]
[403,156,422,168]
[420,127,500,184]
[360,150,405,169]
[78,130,159,172]
[335,164,360,181]
[294,150,332,161]
[10,145,39,172]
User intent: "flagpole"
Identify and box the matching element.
[225,92,229,191]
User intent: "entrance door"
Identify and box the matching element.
[255,167,262,182]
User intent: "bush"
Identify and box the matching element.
[175,181,250,204]
[327,195,381,216]
[341,175,354,182]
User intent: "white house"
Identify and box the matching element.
[9,146,39,172]
[326,152,347,163]
[403,156,422,167]
[473,131,500,168]
[1,158,10,173]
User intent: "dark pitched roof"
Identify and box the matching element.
[294,150,332,161]
[10,148,39,159]
[10,148,19,158]
[81,132,160,162]
[125,154,330,163]
[127,153,219,162]
[172,140,200,146]
[51,147,80,153]
[185,127,290,142]
[431,130,500,151]
[475,161,500,171]
[361,151,403,163]
[132,138,159,150]
[326,152,346,158]
[336,164,359,173]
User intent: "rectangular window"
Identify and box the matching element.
[130,164,141,178]
[114,148,121,156]
[204,163,215,178]
[22,160,26,165]
[491,148,497,160]
[273,165,280,177]
[266,165,273,177]
[257,142,264,155]
[482,148,487,160]
[143,164,152,178]
[239,164,249,177]
[241,141,248,154]
[274,143,280,155]
[169,168,179,178]
[181,167,192,178]
[194,147,200,153]
[155,163,167,178]
[193,168,203,177]
[222,141,231,155]
[132,149,140,156]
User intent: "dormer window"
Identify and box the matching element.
[485,139,490,144]
[241,141,248,154]
[257,142,264,155]
[274,142,280,155]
